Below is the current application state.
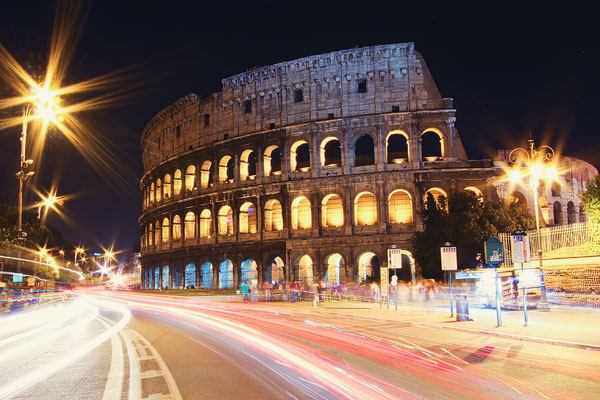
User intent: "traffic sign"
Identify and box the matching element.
[12,273,23,283]
[391,275,398,286]
[511,230,531,264]
[440,243,458,271]
[387,248,402,269]
[485,237,504,265]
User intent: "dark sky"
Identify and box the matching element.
[0,1,598,260]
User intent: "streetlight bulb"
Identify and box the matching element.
[509,169,522,183]
[545,166,558,181]
[530,163,543,178]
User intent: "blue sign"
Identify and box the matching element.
[485,237,504,265]
[13,273,23,283]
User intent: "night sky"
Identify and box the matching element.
[0,1,597,260]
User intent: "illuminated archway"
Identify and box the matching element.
[184,212,196,239]
[199,209,211,238]
[264,145,281,176]
[200,161,213,189]
[161,265,169,289]
[155,178,162,202]
[163,174,172,199]
[153,221,159,245]
[291,196,312,229]
[324,253,344,285]
[200,262,213,289]
[386,131,409,163]
[240,149,257,181]
[388,190,413,223]
[184,263,196,289]
[508,191,528,212]
[161,217,170,243]
[266,256,285,284]
[239,202,257,233]
[185,165,196,192]
[172,264,182,289]
[240,259,258,283]
[264,199,283,231]
[219,259,234,289]
[295,255,313,284]
[464,186,483,202]
[421,129,443,161]
[150,182,155,204]
[172,215,182,241]
[321,194,344,227]
[219,155,234,183]
[354,192,377,225]
[354,134,375,166]
[425,188,447,209]
[218,206,233,236]
[320,137,341,167]
[173,169,182,196]
[357,252,378,284]
[290,140,310,172]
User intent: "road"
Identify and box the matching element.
[0,288,598,399]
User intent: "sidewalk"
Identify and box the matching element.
[251,297,600,351]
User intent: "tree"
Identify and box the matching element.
[580,174,600,252]
[413,190,536,280]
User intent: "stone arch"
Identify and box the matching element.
[199,209,211,238]
[294,255,313,284]
[218,205,234,236]
[508,191,528,212]
[163,174,172,199]
[291,196,312,229]
[173,169,182,196]
[200,261,213,289]
[464,186,483,202]
[161,265,170,289]
[240,149,257,181]
[553,201,563,225]
[421,129,443,161]
[264,199,283,231]
[239,202,258,233]
[184,211,196,239]
[354,134,375,166]
[567,201,576,224]
[290,140,310,172]
[153,266,160,289]
[357,252,379,284]
[172,214,182,241]
[155,178,162,202]
[388,189,413,224]
[264,145,282,176]
[321,194,344,227]
[147,223,153,247]
[240,258,258,283]
[320,136,342,167]
[172,263,182,289]
[161,217,170,243]
[354,191,377,225]
[185,263,196,289]
[219,155,234,183]
[219,259,234,289]
[386,130,410,164]
[425,187,447,208]
[200,161,213,189]
[266,256,285,284]
[324,253,345,285]
[185,165,196,193]
[150,182,155,203]
[154,220,160,245]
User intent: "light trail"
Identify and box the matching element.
[0,255,85,280]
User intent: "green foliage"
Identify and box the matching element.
[581,174,600,253]
[413,191,536,280]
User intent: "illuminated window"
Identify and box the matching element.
[173,169,182,196]
[354,192,377,225]
[185,165,196,192]
[389,190,413,224]
[290,141,310,172]
[163,174,172,199]
[155,178,162,202]
[264,145,282,176]
[199,209,211,238]
[240,150,257,181]
[154,221,159,245]
[354,135,374,166]
[421,130,443,161]
[148,224,153,246]
[325,253,344,285]
[321,194,344,227]
[219,259,234,289]
[161,217,170,243]
[150,183,155,204]
[239,202,257,233]
[172,215,182,241]
[264,199,283,231]
[320,137,341,167]
[219,155,234,183]
[200,161,213,189]
[218,206,234,236]
[291,196,312,229]
[185,212,196,239]
[386,132,409,164]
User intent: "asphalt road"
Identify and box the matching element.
[1,289,598,399]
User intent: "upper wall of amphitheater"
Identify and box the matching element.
[141,43,466,173]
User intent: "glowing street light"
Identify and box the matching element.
[508,138,556,311]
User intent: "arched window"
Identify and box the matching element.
[264,145,282,176]
[154,221,159,245]
[567,201,576,224]
[239,202,257,233]
[421,130,443,161]
[389,190,413,224]
[200,262,213,289]
[320,137,341,167]
[184,212,196,239]
[240,150,257,181]
[163,174,172,199]
[172,215,182,241]
[155,178,162,202]
[291,196,312,229]
[553,201,563,225]
[241,259,258,282]
[200,209,211,238]
[219,155,234,183]
[264,199,283,231]
[200,161,213,189]
[185,165,196,192]
[150,182,155,204]
[185,263,196,289]
[297,255,313,285]
[464,186,483,202]
[324,253,344,285]
[161,217,170,243]
[425,188,447,209]
[219,259,233,289]
[147,224,153,247]
[218,206,233,236]
[354,135,374,166]
[173,169,182,196]
[321,194,344,227]
[354,192,377,225]
[386,131,409,164]
[357,252,378,284]
[290,141,310,172]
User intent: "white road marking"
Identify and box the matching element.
[98,316,125,400]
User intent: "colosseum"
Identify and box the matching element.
[139,42,499,290]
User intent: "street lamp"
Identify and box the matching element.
[508,138,556,311]
[74,247,85,266]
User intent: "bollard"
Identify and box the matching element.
[456,295,471,321]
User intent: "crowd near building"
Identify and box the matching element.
[139,43,597,290]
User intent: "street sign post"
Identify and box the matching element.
[380,267,389,308]
[391,275,398,311]
[511,230,530,326]
[485,237,504,326]
[440,242,457,317]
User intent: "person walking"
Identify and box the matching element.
[240,281,249,303]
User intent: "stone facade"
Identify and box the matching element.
[139,43,498,290]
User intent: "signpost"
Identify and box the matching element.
[440,242,457,317]
[511,230,531,326]
[380,267,389,308]
[485,237,504,326]
[387,247,402,310]
[391,274,398,311]
[12,273,23,284]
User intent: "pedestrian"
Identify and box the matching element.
[240,281,249,303]
[370,281,380,301]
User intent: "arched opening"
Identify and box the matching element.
[172,264,182,289]
[200,161,213,189]
[264,199,283,231]
[200,262,213,289]
[358,252,379,284]
[161,265,169,289]
[389,190,413,223]
[153,221,159,245]
[155,178,162,202]
[172,215,182,241]
[386,132,409,164]
[240,150,257,181]
[150,182,155,204]
[264,145,282,176]
[199,209,211,238]
[354,192,377,225]
[324,253,344,285]
[173,169,182,196]
[161,217,170,243]
[295,255,313,285]
[185,165,196,193]
[464,186,483,202]
[154,266,160,289]
[421,130,443,161]
[147,224,153,247]
[508,191,528,212]
[291,196,312,229]
[321,194,344,227]
[290,140,310,172]
[553,201,563,225]
[551,182,561,197]
[185,263,196,289]
[184,212,196,240]
[239,202,257,233]
[425,188,447,209]
[219,156,234,183]
[567,201,576,224]
[241,259,258,283]
[266,256,285,284]
[218,206,234,236]
[354,135,375,166]
[320,137,341,167]
[163,174,172,199]
[219,259,233,289]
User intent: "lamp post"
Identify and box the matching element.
[508,139,556,311]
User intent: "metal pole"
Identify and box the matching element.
[395,283,398,311]
[495,267,502,326]
[522,262,528,326]
[532,174,549,311]
[449,271,454,317]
